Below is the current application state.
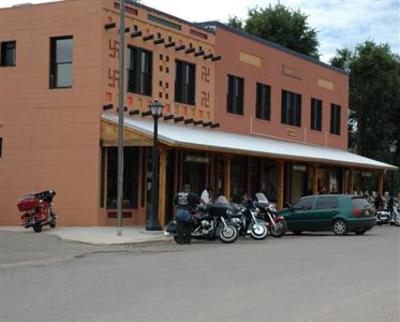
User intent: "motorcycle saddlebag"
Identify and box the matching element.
[17,196,41,211]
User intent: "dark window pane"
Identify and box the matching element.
[314,196,338,209]
[128,46,152,96]
[227,74,244,115]
[1,41,16,66]
[0,137,2,157]
[330,104,341,135]
[311,98,322,131]
[175,59,195,105]
[256,83,271,120]
[106,147,139,209]
[295,197,315,210]
[282,90,302,126]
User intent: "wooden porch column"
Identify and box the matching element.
[158,147,167,227]
[348,169,354,194]
[378,170,384,194]
[277,160,285,209]
[224,156,231,200]
[312,165,318,195]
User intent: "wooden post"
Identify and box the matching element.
[278,160,285,209]
[348,169,354,194]
[158,147,167,227]
[378,170,384,194]
[224,156,231,200]
[312,166,318,195]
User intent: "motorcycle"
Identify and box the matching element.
[229,202,268,240]
[165,199,239,243]
[17,190,57,233]
[254,193,287,237]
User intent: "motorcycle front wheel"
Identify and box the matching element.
[250,223,268,240]
[218,224,239,243]
[271,221,286,238]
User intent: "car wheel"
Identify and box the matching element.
[292,230,302,235]
[354,228,368,235]
[333,219,348,236]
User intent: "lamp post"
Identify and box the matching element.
[147,100,164,231]
[389,140,398,207]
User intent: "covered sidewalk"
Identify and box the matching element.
[101,113,397,225]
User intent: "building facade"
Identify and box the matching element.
[0,0,395,227]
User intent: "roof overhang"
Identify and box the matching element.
[101,113,398,171]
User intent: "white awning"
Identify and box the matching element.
[102,113,397,171]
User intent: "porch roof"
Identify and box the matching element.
[102,113,397,171]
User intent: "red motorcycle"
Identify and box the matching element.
[254,193,287,237]
[17,190,58,233]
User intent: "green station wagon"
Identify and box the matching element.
[279,194,376,235]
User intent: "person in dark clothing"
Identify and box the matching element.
[374,192,384,211]
[173,184,201,244]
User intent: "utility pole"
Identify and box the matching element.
[117,0,126,236]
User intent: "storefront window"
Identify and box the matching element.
[105,147,139,209]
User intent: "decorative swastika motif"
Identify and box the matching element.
[108,39,119,58]
[201,91,210,108]
[201,66,210,83]
[108,68,120,88]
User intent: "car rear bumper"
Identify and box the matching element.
[347,217,376,230]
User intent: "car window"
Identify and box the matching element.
[314,196,338,209]
[295,197,315,210]
[351,197,370,209]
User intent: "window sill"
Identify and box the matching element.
[0,65,16,68]
[281,122,301,128]
[310,128,323,133]
[175,101,195,107]
[49,86,73,90]
[226,111,244,117]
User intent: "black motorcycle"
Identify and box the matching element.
[165,200,239,243]
[229,201,268,240]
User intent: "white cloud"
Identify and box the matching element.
[1,0,398,62]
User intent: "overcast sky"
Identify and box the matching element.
[1,0,399,62]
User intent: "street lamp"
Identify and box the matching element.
[147,100,164,231]
[389,140,398,209]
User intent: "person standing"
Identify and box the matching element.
[200,186,214,204]
[173,184,200,244]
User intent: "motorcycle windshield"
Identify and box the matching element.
[212,196,232,209]
[255,193,269,204]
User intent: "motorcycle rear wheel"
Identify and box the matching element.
[218,224,239,243]
[271,221,286,238]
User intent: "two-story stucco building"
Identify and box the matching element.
[0,0,396,227]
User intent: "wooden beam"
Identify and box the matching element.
[278,160,285,209]
[224,156,231,200]
[378,170,384,194]
[158,148,167,227]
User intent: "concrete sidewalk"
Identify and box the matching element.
[0,226,171,245]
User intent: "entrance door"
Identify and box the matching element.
[182,151,208,195]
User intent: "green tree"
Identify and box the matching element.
[331,41,400,192]
[227,16,243,30]
[231,4,320,59]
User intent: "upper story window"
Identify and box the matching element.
[50,36,73,89]
[256,82,271,120]
[0,41,16,67]
[310,98,322,131]
[281,90,301,127]
[175,59,195,106]
[0,137,2,157]
[128,46,152,96]
[330,103,341,135]
[227,74,244,115]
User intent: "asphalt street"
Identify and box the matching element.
[0,226,399,322]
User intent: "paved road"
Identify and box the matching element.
[0,227,399,322]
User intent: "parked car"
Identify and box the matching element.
[279,194,376,235]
